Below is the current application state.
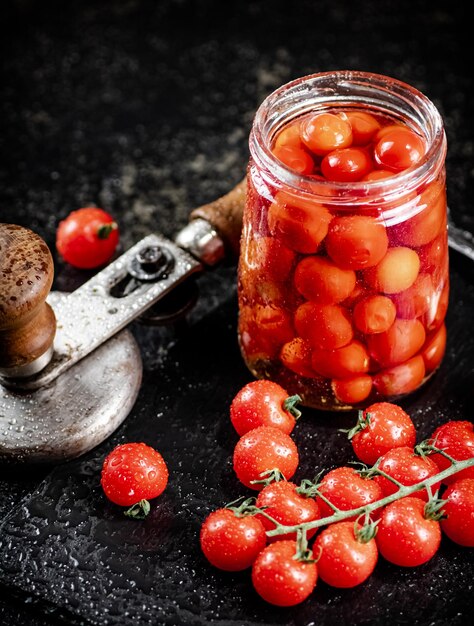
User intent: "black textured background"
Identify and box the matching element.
[0,1,473,625]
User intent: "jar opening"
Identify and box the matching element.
[249,71,446,206]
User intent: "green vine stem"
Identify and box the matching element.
[266,455,474,539]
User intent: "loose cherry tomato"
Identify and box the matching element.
[422,323,447,373]
[332,375,373,405]
[321,147,373,182]
[56,207,119,269]
[428,421,474,484]
[364,247,420,294]
[230,380,301,436]
[301,112,352,155]
[267,191,332,253]
[348,402,416,465]
[200,508,267,571]
[440,478,474,547]
[374,446,441,500]
[326,216,388,270]
[376,496,441,566]
[294,256,356,304]
[342,111,381,146]
[311,340,370,379]
[373,127,426,172]
[353,295,397,335]
[101,443,168,509]
[313,521,378,588]
[390,273,433,319]
[233,426,299,490]
[280,338,316,378]
[251,540,317,606]
[367,319,426,367]
[294,302,353,350]
[255,481,320,541]
[374,355,426,397]
[316,466,383,520]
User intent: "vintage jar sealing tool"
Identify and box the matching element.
[0,180,245,463]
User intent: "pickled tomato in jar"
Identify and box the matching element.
[238,72,448,410]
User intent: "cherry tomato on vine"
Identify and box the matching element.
[376,496,441,566]
[251,540,317,606]
[440,478,474,547]
[233,426,299,490]
[230,380,301,436]
[200,508,267,571]
[101,443,168,517]
[313,521,378,588]
[374,446,440,500]
[316,466,383,519]
[255,480,320,541]
[56,207,119,269]
[429,421,474,484]
[347,402,416,466]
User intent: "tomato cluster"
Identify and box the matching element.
[238,108,448,409]
[200,381,474,607]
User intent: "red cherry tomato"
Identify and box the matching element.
[342,111,381,146]
[255,481,320,541]
[374,355,426,397]
[301,112,353,155]
[422,323,447,373]
[238,303,294,361]
[294,256,356,304]
[321,147,373,182]
[56,207,119,269]
[394,180,446,247]
[348,402,417,466]
[376,496,441,566]
[390,273,433,319]
[313,521,378,588]
[200,508,267,571]
[373,127,426,172]
[233,426,299,490]
[367,318,426,367]
[363,247,420,294]
[374,446,441,501]
[311,340,370,379]
[428,421,474,484]
[326,216,388,270]
[100,443,168,508]
[244,236,296,284]
[316,466,383,520]
[440,479,474,547]
[274,120,303,149]
[280,337,316,378]
[353,295,397,335]
[251,540,317,606]
[272,144,314,175]
[267,190,332,253]
[331,375,373,405]
[294,302,353,350]
[230,380,301,436]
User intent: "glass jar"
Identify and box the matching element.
[237,71,448,410]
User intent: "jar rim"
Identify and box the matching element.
[249,70,446,202]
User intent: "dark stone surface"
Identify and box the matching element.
[0,1,472,624]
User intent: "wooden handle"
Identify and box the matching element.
[189,176,247,258]
[0,223,56,371]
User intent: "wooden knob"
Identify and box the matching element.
[0,223,56,377]
[189,176,247,259]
